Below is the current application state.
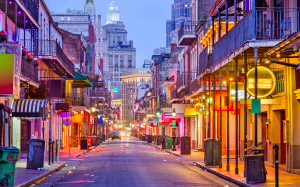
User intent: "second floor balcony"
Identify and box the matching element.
[178,21,197,46]
[21,58,39,86]
[212,7,300,68]
[65,93,90,108]
[171,88,184,101]
[20,39,75,78]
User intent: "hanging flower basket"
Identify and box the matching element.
[22,46,27,56]
[25,52,34,62]
[0,31,9,42]
[33,56,41,67]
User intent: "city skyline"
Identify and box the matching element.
[45,0,173,68]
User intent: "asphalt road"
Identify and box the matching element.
[36,137,239,187]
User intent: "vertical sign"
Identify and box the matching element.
[172,120,176,126]
[0,54,14,97]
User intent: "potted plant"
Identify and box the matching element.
[21,46,27,56]
[33,56,41,67]
[0,31,9,42]
[25,52,34,62]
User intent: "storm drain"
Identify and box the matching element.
[173,182,220,186]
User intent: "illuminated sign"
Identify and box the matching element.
[0,54,14,97]
[194,103,202,114]
[113,87,118,92]
[247,66,276,98]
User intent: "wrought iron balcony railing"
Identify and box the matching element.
[212,7,300,67]
[21,59,39,84]
[171,88,184,100]
[188,78,201,95]
[65,93,90,108]
[178,21,198,45]
[275,70,285,94]
[198,47,211,75]
[19,39,75,77]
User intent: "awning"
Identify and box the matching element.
[184,108,197,117]
[66,72,93,88]
[12,99,48,118]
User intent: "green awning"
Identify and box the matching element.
[66,72,93,88]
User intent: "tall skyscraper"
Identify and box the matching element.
[166,0,191,47]
[101,1,136,92]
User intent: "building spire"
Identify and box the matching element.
[86,0,93,4]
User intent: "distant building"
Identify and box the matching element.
[143,60,151,68]
[52,0,102,75]
[166,0,191,47]
[121,68,151,121]
[101,1,136,92]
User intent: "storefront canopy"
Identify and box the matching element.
[66,72,93,88]
[12,99,48,118]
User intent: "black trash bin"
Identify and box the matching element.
[80,137,88,150]
[161,138,166,149]
[92,136,97,146]
[102,134,106,142]
[156,137,161,145]
[245,153,266,183]
[147,135,152,144]
[27,139,45,169]
[97,136,102,145]
[180,136,191,155]
[142,135,145,141]
[204,138,220,166]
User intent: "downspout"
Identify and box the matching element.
[267,56,299,68]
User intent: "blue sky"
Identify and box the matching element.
[45,0,174,68]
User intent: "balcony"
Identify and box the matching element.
[65,93,90,108]
[20,39,75,78]
[187,79,201,95]
[178,21,197,46]
[177,73,193,93]
[90,91,105,100]
[19,0,39,23]
[20,59,39,85]
[212,7,300,68]
[171,89,184,101]
[198,47,211,75]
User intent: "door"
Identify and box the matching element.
[21,120,31,153]
[261,113,268,161]
[280,111,287,164]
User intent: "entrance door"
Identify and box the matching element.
[261,113,268,161]
[21,120,31,153]
[280,111,287,164]
[172,127,177,137]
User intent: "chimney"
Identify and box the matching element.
[130,40,133,47]
[171,42,178,52]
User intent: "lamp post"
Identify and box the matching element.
[172,108,176,117]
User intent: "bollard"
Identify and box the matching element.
[172,137,176,151]
[273,144,279,187]
[56,140,59,162]
[48,142,51,165]
[52,141,54,164]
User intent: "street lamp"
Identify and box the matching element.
[98,115,100,118]
[92,108,96,112]
[172,108,176,117]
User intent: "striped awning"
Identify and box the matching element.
[12,99,48,118]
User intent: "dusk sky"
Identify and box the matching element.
[45,0,174,68]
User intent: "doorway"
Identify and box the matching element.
[21,120,31,153]
[261,113,268,161]
[280,111,286,165]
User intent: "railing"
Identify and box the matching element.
[19,39,75,76]
[198,47,210,74]
[177,74,184,91]
[21,59,38,84]
[19,0,39,22]
[275,70,285,94]
[90,91,105,98]
[171,89,184,100]
[212,8,300,67]
[188,79,200,95]
[178,21,198,43]
[65,93,90,108]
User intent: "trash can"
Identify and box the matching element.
[180,136,191,155]
[161,138,166,149]
[145,135,148,142]
[245,153,266,183]
[97,136,102,145]
[204,138,220,166]
[71,136,78,147]
[166,138,173,149]
[92,136,97,146]
[147,135,152,144]
[27,139,45,169]
[0,147,20,186]
[156,136,161,145]
[80,137,88,150]
[142,135,145,141]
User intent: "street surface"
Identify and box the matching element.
[35,137,238,187]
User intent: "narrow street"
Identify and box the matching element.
[36,137,237,187]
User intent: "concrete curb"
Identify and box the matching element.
[193,162,254,187]
[16,162,67,187]
[148,143,183,158]
[75,145,99,157]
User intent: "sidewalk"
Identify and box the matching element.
[148,142,300,187]
[15,146,97,186]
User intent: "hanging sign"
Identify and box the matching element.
[172,120,176,126]
[194,103,202,114]
[247,66,276,98]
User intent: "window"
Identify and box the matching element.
[61,17,64,20]
[68,17,70,21]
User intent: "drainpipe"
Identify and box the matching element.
[267,56,299,68]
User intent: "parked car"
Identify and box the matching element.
[112,131,121,140]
